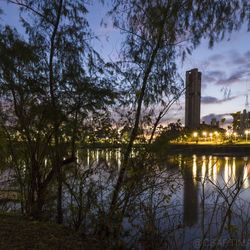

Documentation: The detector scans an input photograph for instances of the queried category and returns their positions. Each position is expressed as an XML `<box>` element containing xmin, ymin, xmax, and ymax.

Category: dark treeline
<box><xmin>0</xmin><ymin>0</ymin><xmax>250</xmax><ymax>248</ymax></box>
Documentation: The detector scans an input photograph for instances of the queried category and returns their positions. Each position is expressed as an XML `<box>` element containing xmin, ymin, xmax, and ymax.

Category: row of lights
<box><xmin>193</xmin><ymin>130</ymin><xmax>250</xmax><ymax>142</ymax></box>
<box><xmin>193</xmin><ymin>131</ymin><xmax>238</xmax><ymax>141</ymax></box>
<box><xmin>193</xmin><ymin>131</ymin><xmax>220</xmax><ymax>139</ymax></box>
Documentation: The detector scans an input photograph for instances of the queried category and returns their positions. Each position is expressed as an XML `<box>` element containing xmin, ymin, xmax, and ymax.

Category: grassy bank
<box><xmin>0</xmin><ymin>213</ymin><xmax>99</xmax><ymax>250</ymax></box>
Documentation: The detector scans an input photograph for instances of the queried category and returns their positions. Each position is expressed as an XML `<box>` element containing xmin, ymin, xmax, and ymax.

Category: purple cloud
<box><xmin>216</xmin><ymin>70</ymin><xmax>247</xmax><ymax>85</ymax></box>
<box><xmin>201</xmin><ymin>95</ymin><xmax>237</xmax><ymax>104</ymax></box>
<box><xmin>201</xmin><ymin>113</ymin><xmax>232</xmax><ymax>125</ymax></box>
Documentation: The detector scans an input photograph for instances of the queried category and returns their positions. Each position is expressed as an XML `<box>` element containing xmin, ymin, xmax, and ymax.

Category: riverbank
<box><xmin>167</xmin><ymin>143</ymin><xmax>250</xmax><ymax>156</ymax></box>
<box><xmin>0</xmin><ymin>213</ymin><xmax>100</xmax><ymax>250</ymax></box>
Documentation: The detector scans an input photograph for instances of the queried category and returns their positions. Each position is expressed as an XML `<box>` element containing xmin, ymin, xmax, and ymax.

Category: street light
<box><xmin>245</xmin><ymin>130</ymin><xmax>249</xmax><ymax>142</ymax></box>
<box><xmin>202</xmin><ymin>131</ymin><xmax>207</xmax><ymax>141</ymax></box>
<box><xmin>209</xmin><ymin>132</ymin><xmax>213</xmax><ymax>141</ymax></box>
<box><xmin>193</xmin><ymin>132</ymin><xmax>198</xmax><ymax>143</ymax></box>
<box><xmin>233</xmin><ymin>132</ymin><xmax>237</xmax><ymax>141</ymax></box>
<box><xmin>214</xmin><ymin>131</ymin><xmax>219</xmax><ymax>143</ymax></box>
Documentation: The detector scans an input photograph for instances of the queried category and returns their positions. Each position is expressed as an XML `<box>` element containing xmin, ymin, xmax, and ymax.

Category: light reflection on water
<box><xmin>178</xmin><ymin>154</ymin><xmax>250</xmax><ymax>229</ymax></box>
<box><xmin>70</xmin><ymin>150</ymin><xmax>250</xmax><ymax>245</ymax></box>
<box><xmin>3</xmin><ymin>148</ymin><xmax>250</xmax><ymax>248</ymax></box>
<box><xmin>77</xmin><ymin>148</ymin><xmax>122</xmax><ymax>170</ymax></box>
<box><xmin>188</xmin><ymin>154</ymin><xmax>250</xmax><ymax>189</ymax></box>
<box><xmin>78</xmin><ymin>150</ymin><xmax>250</xmax><ymax>193</ymax></box>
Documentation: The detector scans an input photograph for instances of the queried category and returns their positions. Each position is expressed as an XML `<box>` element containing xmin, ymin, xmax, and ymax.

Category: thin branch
<box><xmin>8</xmin><ymin>0</ymin><xmax>55</xmax><ymax>26</ymax></box>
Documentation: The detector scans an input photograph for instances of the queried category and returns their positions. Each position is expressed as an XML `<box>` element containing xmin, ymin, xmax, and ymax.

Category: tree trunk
<box><xmin>109</xmin><ymin>21</ymin><xmax>165</xmax><ymax>220</ymax></box>
<box><xmin>57</xmin><ymin>165</ymin><xmax>63</xmax><ymax>224</ymax></box>
<box><xmin>48</xmin><ymin>0</ymin><xmax>63</xmax><ymax>224</ymax></box>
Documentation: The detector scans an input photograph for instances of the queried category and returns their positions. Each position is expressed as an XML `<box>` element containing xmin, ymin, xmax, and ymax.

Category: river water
<box><xmin>2</xmin><ymin>148</ymin><xmax>250</xmax><ymax>248</ymax></box>
<box><xmin>74</xmin><ymin>149</ymin><xmax>250</xmax><ymax>248</ymax></box>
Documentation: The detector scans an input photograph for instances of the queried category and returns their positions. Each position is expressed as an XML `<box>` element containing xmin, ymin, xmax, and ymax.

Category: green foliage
<box><xmin>0</xmin><ymin>0</ymin><xmax>117</xmax><ymax>218</ymax></box>
<box><xmin>110</xmin><ymin>0</ymin><xmax>249</xmax><ymax>108</ymax></box>
<box><xmin>153</xmin><ymin>120</ymin><xmax>184</xmax><ymax>148</ymax></box>
<box><xmin>107</xmin><ymin>0</ymin><xmax>250</xmax><ymax>154</ymax></box>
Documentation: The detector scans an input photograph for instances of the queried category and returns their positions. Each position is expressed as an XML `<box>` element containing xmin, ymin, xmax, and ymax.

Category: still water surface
<box><xmin>3</xmin><ymin>149</ymin><xmax>250</xmax><ymax>248</ymax></box>
<box><xmin>77</xmin><ymin>149</ymin><xmax>250</xmax><ymax>248</ymax></box>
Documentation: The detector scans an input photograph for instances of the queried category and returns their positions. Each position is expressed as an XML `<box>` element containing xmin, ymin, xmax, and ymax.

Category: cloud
<box><xmin>226</xmin><ymin>50</ymin><xmax>247</xmax><ymax>65</ymax></box>
<box><xmin>202</xmin><ymin>70</ymin><xmax>225</xmax><ymax>86</ymax></box>
<box><xmin>201</xmin><ymin>113</ymin><xmax>232</xmax><ymax>125</ymax></box>
<box><xmin>245</xmin><ymin>51</ymin><xmax>250</xmax><ymax>59</ymax></box>
<box><xmin>207</xmin><ymin>70</ymin><xmax>225</xmax><ymax>78</ymax></box>
<box><xmin>244</xmin><ymin>63</ymin><xmax>250</xmax><ymax>70</ymax></box>
<box><xmin>201</xmin><ymin>96</ymin><xmax>218</xmax><ymax>104</ymax></box>
<box><xmin>201</xmin><ymin>50</ymin><xmax>250</xmax><ymax>87</ymax></box>
<box><xmin>215</xmin><ymin>70</ymin><xmax>248</xmax><ymax>85</ymax></box>
<box><xmin>208</xmin><ymin>54</ymin><xmax>225</xmax><ymax>61</ymax></box>
<box><xmin>202</xmin><ymin>74</ymin><xmax>216</xmax><ymax>83</ymax></box>
<box><xmin>201</xmin><ymin>95</ymin><xmax>237</xmax><ymax>104</ymax></box>
<box><xmin>202</xmin><ymin>54</ymin><xmax>225</xmax><ymax>68</ymax></box>
<box><xmin>226</xmin><ymin>50</ymin><xmax>250</xmax><ymax>66</ymax></box>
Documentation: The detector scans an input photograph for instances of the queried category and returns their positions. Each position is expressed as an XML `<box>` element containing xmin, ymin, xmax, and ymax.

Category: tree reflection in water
<box><xmin>2</xmin><ymin>149</ymin><xmax>250</xmax><ymax>248</ymax></box>
<box><xmin>61</xmin><ymin>150</ymin><xmax>250</xmax><ymax>248</ymax></box>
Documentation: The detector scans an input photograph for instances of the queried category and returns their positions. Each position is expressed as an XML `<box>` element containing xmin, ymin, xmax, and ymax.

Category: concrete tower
<box><xmin>185</xmin><ymin>68</ymin><xmax>201</xmax><ymax>129</ymax></box>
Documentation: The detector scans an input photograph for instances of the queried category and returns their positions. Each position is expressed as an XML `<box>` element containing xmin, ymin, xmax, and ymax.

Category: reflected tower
<box><xmin>183</xmin><ymin>161</ymin><xmax>198</xmax><ymax>226</ymax></box>
<box><xmin>185</xmin><ymin>68</ymin><xmax>201</xmax><ymax>129</ymax></box>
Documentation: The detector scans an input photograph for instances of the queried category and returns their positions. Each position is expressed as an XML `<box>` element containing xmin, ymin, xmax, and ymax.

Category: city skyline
<box><xmin>172</xmin><ymin>29</ymin><xmax>250</xmax><ymax>126</ymax></box>
<box><xmin>185</xmin><ymin>68</ymin><xmax>201</xmax><ymax>129</ymax></box>
<box><xmin>1</xmin><ymin>1</ymin><xmax>250</xmax><ymax>126</ymax></box>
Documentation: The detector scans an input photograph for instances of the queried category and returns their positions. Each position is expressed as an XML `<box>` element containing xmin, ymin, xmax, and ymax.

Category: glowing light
<box><xmin>202</xmin><ymin>156</ymin><xmax>206</xmax><ymax>180</ymax></box>
<box><xmin>193</xmin><ymin>155</ymin><xmax>197</xmax><ymax>181</ymax></box>
<box><xmin>87</xmin><ymin>149</ymin><xmax>90</xmax><ymax>166</ymax></box>
<box><xmin>213</xmin><ymin>162</ymin><xmax>217</xmax><ymax>182</ymax></box>
<box><xmin>245</xmin><ymin>130</ymin><xmax>249</xmax><ymax>142</ymax></box>
<box><xmin>243</xmin><ymin>162</ymin><xmax>249</xmax><ymax>189</ymax></box>
<box><xmin>232</xmin><ymin>157</ymin><xmax>236</xmax><ymax>181</ymax></box>
<box><xmin>209</xmin><ymin>132</ymin><xmax>213</xmax><ymax>141</ymax></box>
<box><xmin>224</xmin><ymin>157</ymin><xmax>229</xmax><ymax>184</ymax></box>
<box><xmin>208</xmin><ymin>156</ymin><xmax>212</xmax><ymax>177</ymax></box>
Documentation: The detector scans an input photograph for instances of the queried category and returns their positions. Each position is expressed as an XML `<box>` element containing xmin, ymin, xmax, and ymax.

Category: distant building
<box><xmin>185</xmin><ymin>68</ymin><xmax>201</xmax><ymax>129</ymax></box>
<box><xmin>210</xmin><ymin>118</ymin><xmax>219</xmax><ymax>128</ymax></box>
<box><xmin>231</xmin><ymin>111</ymin><xmax>241</xmax><ymax>131</ymax></box>
<box><xmin>240</xmin><ymin>109</ymin><xmax>250</xmax><ymax>132</ymax></box>
<box><xmin>231</xmin><ymin>109</ymin><xmax>250</xmax><ymax>134</ymax></box>
<box><xmin>240</xmin><ymin>109</ymin><xmax>250</xmax><ymax>134</ymax></box>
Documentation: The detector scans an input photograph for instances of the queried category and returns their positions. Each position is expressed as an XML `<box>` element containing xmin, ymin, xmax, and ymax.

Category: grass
<box><xmin>0</xmin><ymin>213</ymin><xmax>100</xmax><ymax>250</ymax></box>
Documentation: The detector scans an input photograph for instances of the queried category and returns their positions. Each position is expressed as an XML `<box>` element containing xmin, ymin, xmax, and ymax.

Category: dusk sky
<box><xmin>1</xmin><ymin>0</ymin><xmax>250</xmax><ymax>126</ymax></box>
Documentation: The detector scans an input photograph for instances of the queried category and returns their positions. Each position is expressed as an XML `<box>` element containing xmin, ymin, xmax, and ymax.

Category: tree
<box><xmin>0</xmin><ymin>0</ymin><xmax>115</xmax><ymax>221</ymax></box>
<box><xmin>148</xmin><ymin>86</ymin><xmax>185</xmax><ymax>144</ymax></box>
<box><xmin>108</xmin><ymin>0</ymin><xmax>249</xmax><ymax>229</ymax></box>
<box><xmin>153</xmin><ymin>120</ymin><xmax>184</xmax><ymax>148</ymax></box>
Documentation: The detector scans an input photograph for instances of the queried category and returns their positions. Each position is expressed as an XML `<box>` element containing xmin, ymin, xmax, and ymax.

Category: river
<box><xmin>1</xmin><ymin>148</ymin><xmax>250</xmax><ymax>248</ymax></box>
<box><xmin>71</xmin><ymin>149</ymin><xmax>250</xmax><ymax>248</ymax></box>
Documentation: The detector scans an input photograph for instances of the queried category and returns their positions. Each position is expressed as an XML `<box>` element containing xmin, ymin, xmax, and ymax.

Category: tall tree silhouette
<box><xmin>108</xmin><ymin>0</ymin><xmax>249</xmax><ymax>226</ymax></box>
<box><xmin>0</xmin><ymin>0</ymin><xmax>115</xmax><ymax>221</ymax></box>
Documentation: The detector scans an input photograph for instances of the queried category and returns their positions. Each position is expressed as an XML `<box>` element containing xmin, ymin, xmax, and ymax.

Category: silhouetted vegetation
<box><xmin>0</xmin><ymin>0</ymin><xmax>250</xmax><ymax>248</ymax></box>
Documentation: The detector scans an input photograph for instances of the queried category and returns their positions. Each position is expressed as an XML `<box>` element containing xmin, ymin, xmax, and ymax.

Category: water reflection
<box><xmin>181</xmin><ymin>154</ymin><xmax>250</xmax><ymax>227</ymax></box>
<box><xmin>183</xmin><ymin>160</ymin><xmax>198</xmax><ymax>226</ymax></box>
<box><xmin>77</xmin><ymin>148</ymin><xmax>122</xmax><ymax>169</ymax></box>
<box><xmin>185</xmin><ymin>155</ymin><xmax>250</xmax><ymax>187</ymax></box>
<box><xmin>72</xmin><ymin>150</ymin><xmax>250</xmax><ymax>231</ymax></box>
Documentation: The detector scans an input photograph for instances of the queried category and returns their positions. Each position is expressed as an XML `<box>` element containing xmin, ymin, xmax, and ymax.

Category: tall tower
<box><xmin>185</xmin><ymin>68</ymin><xmax>201</xmax><ymax>129</ymax></box>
